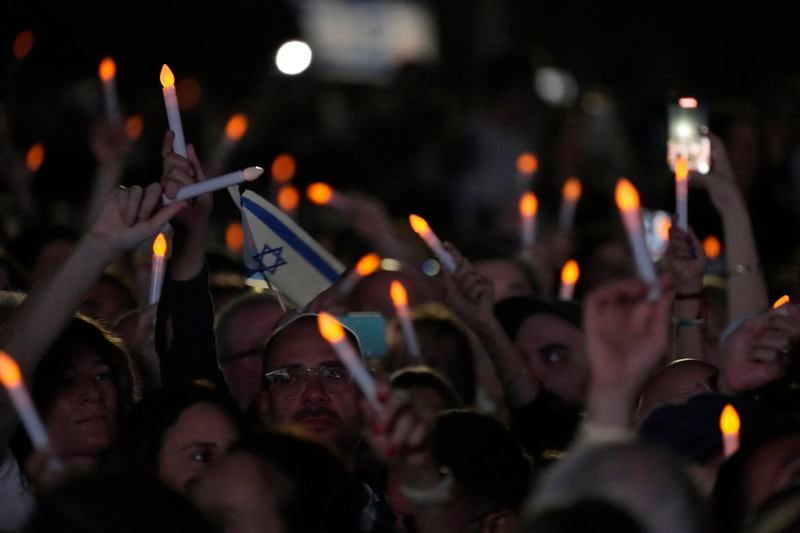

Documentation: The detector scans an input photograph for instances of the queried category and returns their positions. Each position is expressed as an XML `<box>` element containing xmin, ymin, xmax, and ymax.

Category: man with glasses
<box><xmin>255</xmin><ymin>312</ymin><xmax>366</xmax><ymax>458</ymax></box>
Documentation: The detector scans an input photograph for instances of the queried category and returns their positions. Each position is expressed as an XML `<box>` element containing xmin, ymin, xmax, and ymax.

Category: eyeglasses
<box><xmin>262</xmin><ymin>365</ymin><xmax>351</xmax><ymax>399</ymax></box>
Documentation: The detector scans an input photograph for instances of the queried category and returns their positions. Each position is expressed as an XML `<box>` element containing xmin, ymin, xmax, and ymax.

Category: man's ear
<box><xmin>256</xmin><ymin>389</ymin><xmax>271</xmax><ymax>425</ymax></box>
<box><xmin>481</xmin><ymin>509</ymin><xmax>518</xmax><ymax>533</ymax></box>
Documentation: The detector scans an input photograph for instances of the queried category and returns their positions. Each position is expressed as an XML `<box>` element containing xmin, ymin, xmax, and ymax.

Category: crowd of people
<box><xmin>0</xmin><ymin>26</ymin><xmax>799</xmax><ymax>533</ymax></box>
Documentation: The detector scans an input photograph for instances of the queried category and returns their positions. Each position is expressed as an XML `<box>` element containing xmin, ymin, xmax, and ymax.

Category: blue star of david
<box><xmin>253</xmin><ymin>244</ymin><xmax>288</xmax><ymax>275</ymax></box>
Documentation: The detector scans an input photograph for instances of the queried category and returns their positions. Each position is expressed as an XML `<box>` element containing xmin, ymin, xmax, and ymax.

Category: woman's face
<box><xmin>158</xmin><ymin>402</ymin><xmax>239</xmax><ymax>493</ymax></box>
<box><xmin>45</xmin><ymin>349</ymin><xmax>119</xmax><ymax>458</ymax></box>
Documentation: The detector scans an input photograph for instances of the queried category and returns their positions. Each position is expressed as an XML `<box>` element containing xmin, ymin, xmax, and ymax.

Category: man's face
<box><xmin>516</xmin><ymin>314</ymin><xmax>588</xmax><ymax>407</ymax></box>
<box><xmin>220</xmin><ymin>302</ymin><xmax>284</xmax><ymax>409</ymax></box>
<box><xmin>257</xmin><ymin>319</ymin><xmax>363</xmax><ymax>455</ymax></box>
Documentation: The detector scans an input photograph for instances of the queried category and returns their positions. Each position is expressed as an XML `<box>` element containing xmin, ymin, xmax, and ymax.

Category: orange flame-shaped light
<box><xmin>719</xmin><ymin>404</ymin><xmax>741</xmax><ymax>436</ymax></box>
<box><xmin>125</xmin><ymin>115</ymin><xmax>144</xmax><ymax>141</ymax></box>
<box><xmin>13</xmin><ymin>30</ymin><xmax>34</xmax><ymax>60</ymax></box>
<box><xmin>318</xmin><ymin>311</ymin><xmax>345</xmax><ymax>343</ymax></box>
<box><xmin>225</xmin><ymin>222</ymin><xmax>244</xmax><ymax>253</ymax></box>
<box><xmin>225</xmin><ymin>113</ymin><xmax>248</xmax><ymax>141</ymax></box>
<box><xmin>658</xmin><ymin>217</ymin><xmax>672</xmax><ymax>241</ymax></box>
<box><xmin>307</xmin><ymin>182</ymin><xmax>333</xmax><ymax>205</ymax></box>
<box><xmin>561</xmin><ymin>260</ymin><xmax>580</xmax><ymax>285</ymax></box>
<box><xmin>160</xmin><ymin>64</ymin><xmax>175</xmax><ymax>88</ymax></box>
<box><xmin>703</xmin><ymin>235</ymin><xmax>721</xmax><ymax>260</ymax></box>
<box><xmin>152</xmin><ymin>233</ymin><xmax>168</xmax><ymax>257</ymax></box>
<box><xmin>519</xmin><ymin>192</ymin><xmax>538</xmax><ymax>217</ymax></box>
<box><xmin>615</xmin><ymin>178</ymin><xmax>641</xmax><ymax>211</ymax></box>
<box><xmin>355</xmin><ymin>253</ymin><xmax>381</xmax><ymax>277</ymax></box>
<box><xmin>0</xmin><ymin>351</ymin><xmax>22</xmax><ymax>388</ymax></box>
<box><xmin>390</xmin><ymin>281</ymin><xmax>408</xmax><ymax>307</ymax></box>
<box><xmin>773</xmin><ymin>295</ymin><xmax>790</xmax><ymax>309</ymax></box>
<box><xmin>563</xmin><ymin>177</ymin><xmax>582</xmax><ymax>201</ymax></box>
<box><xmin>98</xmin><ymin>57</ymin><xmax>116</xmax><ymax>82</ymax></box>
<box><xmin>675</xmin><ymin>156</ymin><xmax>689</xmax><ymax>182</ymax></box>
<box><xmin>516</xmin><ymin>152</ymin><xmax>538</xmax><ymax>175</ymax></box>
<box><xmin>409</xmin><ymin>214</ymin><xmax>430</xmax><ymax>235</ymax></box>
<box><xmin>26</xmin><ymin>143</ymin><xmax>44</xmax><ymax>172</ymax></box>
<box><xmin>271</xmin><ymin>154</ymin><xmax>296</xmax><ymax>183</ymax></box>
<box><xmin>278</xmin><ymin>185</ymin><xmax>300</xmax><ymax>211</ymax></box>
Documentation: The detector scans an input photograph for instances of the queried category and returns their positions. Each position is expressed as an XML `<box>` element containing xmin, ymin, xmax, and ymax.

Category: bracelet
<box><xmin>732</xmin><ymin>263</ymin><xmax>761</xmax><ymax>275</ymax></box>
<box><xmin>672</xmin><ymin>317</ymin><xmax>706</xmax><ymax>327</ymax></box>
<box><xmin>399</xmin><ymin>466</ymin><xmax>454</xmax><ymax>507</ymax></box>
<box><xmin>501</xmin><ymin>365</ymin><xmax>529</xmax><ymax>387</ymax></box>
<box><xmin>675</xmin><ymin>290</ymin><xmax>704</xmax><ymax>300</ymax></box>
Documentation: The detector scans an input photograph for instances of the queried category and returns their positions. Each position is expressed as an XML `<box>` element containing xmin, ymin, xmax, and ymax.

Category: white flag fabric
<box><xmin>236</xmin><ymin>189</ymin><xmax>345</xmax><ymax>307</ymax></box>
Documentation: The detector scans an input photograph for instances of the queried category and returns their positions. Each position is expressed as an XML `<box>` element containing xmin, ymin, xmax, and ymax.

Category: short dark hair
<box><xmin>215</xmin><ymin>291</ymin><xmax>282</xmax><ymax>360</ymax></box>
<box><xmin>229</xmin><ymin>429</ymin><xmax>362</xmax><ymax>533</ymax></box>
<box><xmin>432</xmin><ymin>410</ymin><xmax>532</xmax><ymax>513</ymax></box>
<box><xmin>390</xmin><ymin>365</ymin><xmax>463</xmax><ymax>410</ymax></box>
<box><xmin>107</xmin><ymin>382</ymin><xmax>240</xmax><ymax>480</ymax></box>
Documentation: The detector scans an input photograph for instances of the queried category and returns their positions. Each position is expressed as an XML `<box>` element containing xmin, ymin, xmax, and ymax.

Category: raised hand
<box><xmin>689</xmin><ymin>133</ymin><xmax>743</xmax><ymax>211</ymax></box>
<box><xmin>160</xmin><ymin>131</ymin><xmax>213</xmax><ymax>231</ymax></box>
<box><xmin>664</xmin><ymin>224</ymin><xmax>706</xmax><ymax>294</ymax></box>
<box><xmin>441</xmin><ymin>242</ymin><xmax>496</xmax><ymax>332</ymax></box>
<box><xmin>719</xmin><ymin>304</ymin><xmax>800</xmax><ymax>393</ymax></box>
<box><xmin>583</xmin><ymin>276</ymin><xmax>673</xmax><ymax>426</ymax></box>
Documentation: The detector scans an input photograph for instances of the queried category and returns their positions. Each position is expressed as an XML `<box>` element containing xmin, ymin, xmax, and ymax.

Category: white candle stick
<box><xmin>0</xmin><ymin>352</ymin><xmax>53</xmax><ymax>453</ymax></box>
<box><xmin>148</xmin><ymin>233</ymin><xmax>168</xmax><ymax>305</ymax></box>
<box><xmin>390</xmin><ymin>281</ymin><xmax>422</xmax><ymax>359</ymax></box>
<box><xmin>719</xmin><ymin>404</ymin><xmax>740</xmax><ymax>458</ymax></box>
<box><xmin>98</xmin><ymin>57</ymin><xmax>121</xmax><ymax>124</ymax></box>
<box><xmin>558</xmin><ymin>177</ymin><xmax>582</xmax><ymax>232</ymax></box>
<box><xmin>675</xmin><ymin>156</ymin><xmax>689</xmax><ymax>230</ymax></box>
<box><xmin>409</xmin><ymin>214</ymin><xmax>457</xmax><ymax>272</ymax></box>
<box><xmin>306</xmin><ymin>182</ymin><xmax>351</xmax><ymax>210</ymax></box>
<box><xmin>559</xmin><ymin>260</ymin><xmax>579</xmax><ymax>301</ymax></box>
<box><xmin>160</xmin><ymin>64</ymin><xmax>187</xmax><ymax>157</ymax></box>
<box><xmin>317</xmin><ymin>312</ymin><xmax>381</xmax><ymax>411</ymax></box>
<box><xmin>615</xmin><ymin>179</ymin><xmax>660</xmax><ymax>300</ymax></box>
<box><xmin>519</xmin><ymin>192</ymin><xmax>538</xmax><ymax>250</ymax></box>
<box><xmin>338</xmin><ymin>253</ymin><xmax>381</xmax><ymax>296</ymax></box>
<box><xmin>163</xmin><ymin>166</ymin><xmax>264</xmax><ymax>205</ymax></box>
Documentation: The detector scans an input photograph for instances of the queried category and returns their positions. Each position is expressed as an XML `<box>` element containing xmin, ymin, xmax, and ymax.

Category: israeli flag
<box><xmin>231</xmin><ymin>187</ymin><xmax>345</xmax><ymax>307</ymax></box>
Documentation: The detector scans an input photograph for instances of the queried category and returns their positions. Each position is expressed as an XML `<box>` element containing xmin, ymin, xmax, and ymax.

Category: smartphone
<box><xmin>336</xmin><ymin>313</ymin><xmax>387</xmax><ymax>358</ymax></box>
<box><xmin>667</xmin><ymin>97</ymin><xmax>710</xmax><ymax>174</ymax></box>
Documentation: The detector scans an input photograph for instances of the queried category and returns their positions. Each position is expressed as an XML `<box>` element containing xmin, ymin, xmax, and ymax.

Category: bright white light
<box><xmin>534</xmin><ymin>67</ymin><xmax>579</xmax><ymax>107</ymax></box>
<box><xmin>674</xmin><ymin>121</ymin><xmax>692</xmax><ymax>140</ymax></box>
<box><xmin>381</xmin><ymin>258</ymin><xmax>402</xmax><ymax>271</ymax></box>
<box><xmin>275</xmin><ymin>40</ymin><xmax>313</xmax><ymax>75</ymax></box>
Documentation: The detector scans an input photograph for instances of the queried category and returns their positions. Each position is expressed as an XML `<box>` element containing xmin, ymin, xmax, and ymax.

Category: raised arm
<box><xmin>663</xmin><ymin>224</ymin><xmax>707</xmax><ymax>361</ymax></box>
<box><xmin>440</xmin><ymin>242</ymin><xmax>539</xmax><ymax>407</ymax></box>
<box><xmin>154</xmin><ymin>131</ymin><xmax>226</xmax><ymax>389</ymax></box>
<box><xmin>691</xmin><ymin>134</ymin><xmax>769</xmax><ymax>323</ymax></box>
<box><xmin>582</xmin><ymin>276</ymin><xmax>672</xmax><ymax>432</ymax></box>
<box><xmin>0</xmin><ymin>184</ymin><xmax>185</xmax><ymax>449</ymax></box>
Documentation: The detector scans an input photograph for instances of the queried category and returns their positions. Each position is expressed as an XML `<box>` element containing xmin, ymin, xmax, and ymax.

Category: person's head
<box><xmin>25</xmin><ymin>473</ymin><xmax>216</xmax><ymax>533</ymax></box>
<box><xmin>79</xmin><ymin>272</ymin><xmax>138</xmax><ymax>324</ymax></box>
<box><xmin>390</xmin><ymin>365</ymin><xmax>463</xmax><ymax>419</ymax></box>
<box><xmin>191</xmin><ymin>429</ymin><xmax>362</xmax><ymax>533</ymax></box>
<box><xmin>16</xmin><ymin>315</ymin><xmax>138</xmax><ymax>462</ymax></box>
<box><xmin>215</xmin><ymin>291</ymin><xmax>285</xmax><ymax>409</ymax></box>
<box><xmin>637</xmin><ymin>358</ymin><xmax>719</xmax><ymax>422</ymax></box>
<box><xmin>349</xmin><ymin>269</ymin><xmax>431</xmax><ymax>317</ymax></box>
<box><xmin>110</xmin><ymin>383</ymin><xmax>241</xmax><ymax>493</ymax></box>
<box><xmin>494</xmin><ymin>297</ymin><xmax>587</xmax><ymax>407</ymax></box>
<box><xmin>527</xmin><ymin>441</ymin><xmax>707</xmax><ymax>533</ymax></box>
<box><xmin>519</xmin><ymin>499</ymin><xmax>645</xmax><ymax>533</ymax></box>
<box><xmin>474</xmin><ymin>257</ymin><xmax>539</xmax><ymax>301</ymax></box>
<box><xmin>256</xmin><ymin>314</ymin><xmax>365</xmax><ymax>456</ymax></box>
<box><xmin>10</xmin><ymin>225</ymin><xmax>80</xmax><ymax>287</ymax></box>
<box><xmin>385</xmin><ymin>303</ymin><xmax>477</xmax><ymax>405</ymax></box>
<box><xmin>423</xmin><ymin>410</ymin><xmax>533</xmax><ymax>532</ymax></box>
<box><xmin>713</xmin><ymin>416</ymin><xmax>800</xmax><ymax>533</ymax></box>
